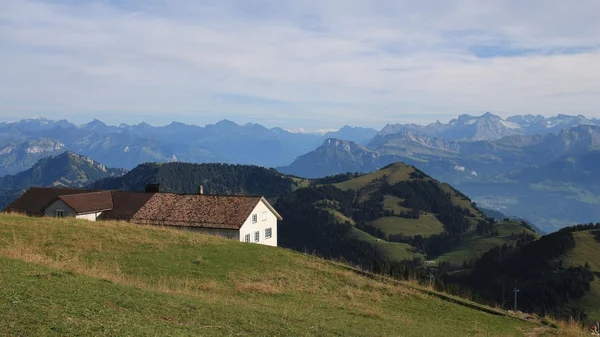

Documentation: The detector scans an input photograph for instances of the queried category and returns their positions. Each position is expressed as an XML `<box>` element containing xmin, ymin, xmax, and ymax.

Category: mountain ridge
<box><xmin>0</xmin><ymin>151</ymin><xmax>126</xmax><ymax>210</ymax></box>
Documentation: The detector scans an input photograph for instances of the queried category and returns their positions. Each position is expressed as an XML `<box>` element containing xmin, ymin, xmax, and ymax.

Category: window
<box><xmin>55</xmin><ymin>209</ymin><xmax>64</xmax><ymax>218</ymax></box>
<box><xmin>262</xmin><ymin>211</ymin><xmax>267</xmax><ymax>221</ymax></box>
<box><xmin>245</xmin><ymin>234</ymin><xmax>250</xmax><ymax>243</ymax></box>
<box><xmin>254</xmin><ymin>231</ymin><xmax>260</xmax><ymax>242</ymax></box>
<box><xmin>252</xmin><ymin>214</ymin><xmax>257</xmax><ymax>223</ymax></box>
<box><xmin>265</xmin><ymin>228</ymin><xmax>272</xmax><ymax>239</ymax></box>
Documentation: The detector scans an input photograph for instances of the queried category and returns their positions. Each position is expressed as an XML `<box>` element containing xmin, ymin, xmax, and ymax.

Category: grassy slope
<box><xmin>0</xmin><ymin>214</ymin><xmax>553</xmax><ymax>336</ymax></box>
<box><xmin>371</xmin><ymin>215</ymin><xmax>444</xmax><ymax>238</ymax></box>
<box><xmin>435</xmin><ymin>222</ymin><xmax>538</xmax><ymax>264</ymax></box>
<box><xmin>383</xmin><ymin>195</ymin><xmax>412</xmax><ymax>213</ymax></box>
<box><xmin>350</xmin><ymin>227</ymin><xmax>423</xmax><ymax>261</ymax></box>
<box><xmin>564</xmin><ymin>229</ymin><xmax>600</xmax><ymax>321</ymax></box>
<box><xmin>325</xmin><ymin>206</ymin><xmax>423</xmax><ymax>261</ymax></box>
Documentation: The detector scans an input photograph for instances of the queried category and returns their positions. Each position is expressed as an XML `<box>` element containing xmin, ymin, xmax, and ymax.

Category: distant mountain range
<box><xmin>0</xmin><ymin>118</ymin><xmax>377</xmax><ymax>175</ymax></box>
<box><xmin>380</xmin><ymin>112</ymin><xmax>600</xmax><ymax>141</ymax></box>
<box><xmin>3</xmin><ymin>112</ymin><xmax>600</xmax><ymax>231</ymax></box>
<box><xmin>280</xmin><ymin>118</ymin><xmax>600</xmax><ymax>231</ymax></box>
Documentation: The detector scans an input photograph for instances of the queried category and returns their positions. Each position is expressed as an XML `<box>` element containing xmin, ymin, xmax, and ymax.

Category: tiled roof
<box><xmin>4</xmin><ymin>187</ymin><xmax>281</xmax><ymax>231</ymax></box>
<box><xmin>3</xmin><ymin>187</ymin><xmax>93</xmax><ymax>216</ymax></box>
<box><xmin>58</xmin><ymin>191</ymin><xmax>114</xmax><ymax>214</ymax></box>
<box><xmin>132</xmin><ymin>193</ymin><xmax>262</xmax><ymax>229</ymax></box>
<box><xmin>98</xmin><ymin>191</ymin><xmax>155</xmax><ymax>221</ymax></box>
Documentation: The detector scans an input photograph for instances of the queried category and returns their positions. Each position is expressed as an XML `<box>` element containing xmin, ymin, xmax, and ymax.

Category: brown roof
<box><xmin>4</xmin><ymin>187</ymin><xmax>282</xmax><ymax>230</ymax></box>
<box><xmin>98</xmin><ymin>191</ymin><xmax>155</xmax><ymax>221</ymax></box>
<box><xmin>131</xmin><ymin>193</ymin><xmax>263</xmax><ymax>229</ymax></box>
<box><xmin>3</xmin><ymin>187</ymin><xmax>93</xmax><ymax>216</ymax></box>
<box><xmin>58</xmin><ymin>191</ymin><xmax>114</xmax><ymax>214</ymax></box>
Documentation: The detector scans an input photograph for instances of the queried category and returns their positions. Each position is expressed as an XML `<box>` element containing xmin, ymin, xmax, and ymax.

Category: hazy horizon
<box><xmin>2</xmin><ymin>111</ymin><xmax>597</xmax><ymax>135</ymax></box>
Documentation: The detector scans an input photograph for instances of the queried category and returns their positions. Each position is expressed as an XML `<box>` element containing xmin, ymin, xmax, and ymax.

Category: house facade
<box><xmin>238</xmin><ymin>198</ymin><xmax>278</xmax><ymax>247</ymax></box>
<box><xmin>4</xmin><ymin>186</ymin><xmax>281</xmax><ymax>247</ymax></box>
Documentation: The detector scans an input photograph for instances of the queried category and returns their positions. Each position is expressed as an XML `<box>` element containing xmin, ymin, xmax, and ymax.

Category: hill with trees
<box><xmin>275</xmin><ymin>163</ymin><xmax>535</xmax><ymax>266</ymax></box>
<box><xmin>91</xmin><ymin>162</ymin><xmax>303</xmax><ymax>198</ymax></box>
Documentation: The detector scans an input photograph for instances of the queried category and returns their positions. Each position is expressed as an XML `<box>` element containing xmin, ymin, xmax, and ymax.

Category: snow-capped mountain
<box><xmin>377</xmin><ymin>112</ymin><xmax>522</xmax><ymax>141</ymax></box>
<box><xmin>377</xmin><ymin>112</ymin><xmax>600</xmax><ymax>142</ymax></box>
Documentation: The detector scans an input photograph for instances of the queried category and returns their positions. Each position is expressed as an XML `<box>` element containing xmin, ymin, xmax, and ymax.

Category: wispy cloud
<box><xmin>1</xmin><ymin>0</ymin><xmax>599</xmax><ymax>129</ymax></box>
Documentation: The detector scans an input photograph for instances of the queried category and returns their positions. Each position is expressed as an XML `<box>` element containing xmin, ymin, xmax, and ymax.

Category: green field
<box><xmin>383</xmin><ymin>195</ymin><xmax>412</xmax><ymax>214</ymax></box>
<box><xmin>0</xmin><ymin>214</ymin><xmax>564</xmax><ymax>336</ymax></box>
<box><xmin>564</xmin><ymin>229</ymin><xmax>600</xmax><ymax>321</ymax></box>
<box><xmin>350</xmin><ymin>227</ymin><xmax>424</xmax><ymax>261</ymax></box>
<box><xmin>322</xmin><ymin>207</ymin><xmax>356</xmax><ymax>225</ymax></box>
<box><xmin>435</xmin><ymin>222</ymin><xmax>537</xmax><ymax>264</ymax></box>
<box><xmin>371</xmin><ymin>215</ymin><xmax>444</xmax><ymax>237</ymax></box>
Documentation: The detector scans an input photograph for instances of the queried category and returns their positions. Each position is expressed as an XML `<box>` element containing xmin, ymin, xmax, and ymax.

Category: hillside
<box><xmin>444</xmin><ymin>227</ymin><xmax>599</xmax><ymax>321</ymax></box>
<box><xmin>0</xmin><ymin>214</ymin><xmax>567</xmax><ymax>336</ymax></box>
<box><xmin>276</xmin><ymin>162</ymin><xmax>534</xmax><ymax>266</ymax></box>
<box><xmin>0</xmin><ymin>152</ymin><xmax>126</xmax><ymax>209</ymax></box>
<box><xmin>564</xmin><ymin>229</ymin><xmax>600</xmax><ymax>320</ymax></box>
<box><xmin>91</xmin><ymin>162</ymin><xmax>303</xmax><ymax>198</ymax></box>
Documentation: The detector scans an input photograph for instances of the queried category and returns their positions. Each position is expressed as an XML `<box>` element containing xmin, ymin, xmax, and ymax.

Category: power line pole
<box><xmin>513</xmin><ymin>287</ymin><xmax>519</xmax><ymax>311</ymax></box>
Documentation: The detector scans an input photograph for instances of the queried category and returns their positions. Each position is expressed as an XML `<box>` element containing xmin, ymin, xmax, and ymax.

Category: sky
<box><xmin>1</xmin><ymin>0</ymin><xmax>599</xmax><ymax>131</ymax></box>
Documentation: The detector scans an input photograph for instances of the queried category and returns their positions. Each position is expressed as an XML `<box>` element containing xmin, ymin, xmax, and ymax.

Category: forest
<box><xmin>441</xmin><ymin>231</ymin><xmax>595</xmax><ymax>319</ymax></box>
<box><xmin>92</xmin><ymin>162</ymin><xmax>297</xmax><ymax>197</ymax></box>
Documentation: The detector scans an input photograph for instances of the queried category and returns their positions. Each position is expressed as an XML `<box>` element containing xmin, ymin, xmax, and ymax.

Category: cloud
<box><xmin>0</xmin><ymin>0</ymin><xmax>599</xmax><ymax>129</ymax></box>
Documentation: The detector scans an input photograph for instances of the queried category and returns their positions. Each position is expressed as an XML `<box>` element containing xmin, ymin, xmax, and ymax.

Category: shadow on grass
<box><xmin>592</xmin><ymin>229</ymin><xmax>600</xmax><ymax>243</ymax></box>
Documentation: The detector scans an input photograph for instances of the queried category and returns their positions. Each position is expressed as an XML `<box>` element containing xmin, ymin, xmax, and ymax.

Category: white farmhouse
<box><xmin>5</xmin><ymin>186</ymin><xmax>282</xmax><ymax>247</ymax></box>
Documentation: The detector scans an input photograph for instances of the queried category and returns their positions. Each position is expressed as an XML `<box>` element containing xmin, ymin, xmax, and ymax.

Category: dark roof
<box><xmin>132</xmin><ymin>193</ymin><xmax>264</xmax><ymax>229</ymax></box>
<box><xmin>4</xmin><ymin>187</ymin><xmax>282</xmax><ymax>230</ymax></box>
<box><xmin>58</xmin><ymin>191</ymin><xmax>114</xmax><ymax>214</ymax></box>
<box><xmin>98</xmin><ymin>191</ymin><xmax>155</xmax><ymax>221</ymax></box>
<box><xmin>3</xmin><ymin>187</ymin><xmax>93</xmax><ymax>216</ymax></box>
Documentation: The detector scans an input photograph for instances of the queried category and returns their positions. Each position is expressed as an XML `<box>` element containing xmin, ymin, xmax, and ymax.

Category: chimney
<box><xmin>199</xmin><ymin>185</ymin><xmax>204</xmax><ymax>195</ymax></box>
<box><xmin>145</xmin><ymin>183</ymin><xmax>160</xmax><ymax>193</ymax></box>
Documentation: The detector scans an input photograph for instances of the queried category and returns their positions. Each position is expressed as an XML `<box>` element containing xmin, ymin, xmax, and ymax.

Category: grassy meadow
<box><xmin>0</xmin><ymin>213</ymin><xmax>574</xmax><ymax>336</ymax></box>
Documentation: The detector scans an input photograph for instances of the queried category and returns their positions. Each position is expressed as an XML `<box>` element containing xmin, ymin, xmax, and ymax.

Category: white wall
<box><xmin>44</xmin><ymin>200</ymin><xmax>76</xmax><ymax>218</ymax></box>
<box><xmin>75</xmin><ymin>212</ymin><xmax>102</xmax><ymax>221</ymax></box>
<box><xmin>238</xmin><ymin>200</ymin><xmax>278</xmax><ymax>247</ymax></box>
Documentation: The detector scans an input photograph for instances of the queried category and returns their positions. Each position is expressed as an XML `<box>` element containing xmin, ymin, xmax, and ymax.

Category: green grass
<box><xmin>383</xmin><ymin>195</ymin><xmax>412</xmax><ymax>214</ymax></box>
<box><xmin>291</xmin><ymin>177</ymin><xmax>311</xmax><ymax>190</ymax></box>
<box><xmin>326</xmin><ymin>208</ymin><xmax>356</xmax><ymax>225</ymax></box>
<box><xmin>373</xmin><ymin>240</ymin><xmax>424</xmax><ymax>262</ymax></box>
<box><xmin>335</xmin><ymin>163</ymin><xmax>414</xmax><ymax>190</ymax></box>
<box><xmin>564</xmin><ymin>230</ymin><xmax>600</xmax><ymax>321</ymax></box>
<box><xmin>0</xmin><ymin>214</ymin><xmax>553</xmax><ymax>336</ymax></box>
<box><xmin>435</xmin><ymin>222</ymin><xmax>537</xmax><ymax>265</ymax></box>
<box><xmin>371</xmin><ymin>215</ymin><xmax>444</xmax><ymax>238</ymax></box>
<box><xmin>350</xmin><ymin>227</ymin><xmax>423</xmax><ymax>261</ymax></box>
